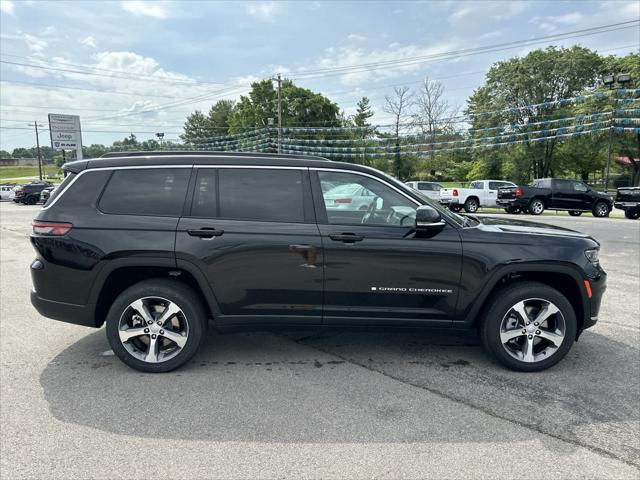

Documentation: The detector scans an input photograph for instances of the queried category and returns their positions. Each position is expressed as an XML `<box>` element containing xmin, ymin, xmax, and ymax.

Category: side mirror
<box><xmin>416</xmin><ymin>205</ymin><xmax>445</xmax><ymax>230</ymax></box>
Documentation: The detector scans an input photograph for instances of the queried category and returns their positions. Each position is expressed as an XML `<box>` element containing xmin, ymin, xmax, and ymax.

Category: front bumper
<box><xmin>614</xmin><ymin>201</ymin><xmax>640</xmax><ymax>210</ymax></box>
<box><xmin>579</xmin><ymin>269</ymin><xmax>606</xmax><ymax>337</ymax></box>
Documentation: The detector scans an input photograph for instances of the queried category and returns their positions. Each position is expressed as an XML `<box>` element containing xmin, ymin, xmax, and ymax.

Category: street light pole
<box><xmin>270</xmin><ymin>74</ymin><xmax>282</xmax><ymax>153</ymax></box>
<box><xmin>28</xmin><ymin>121</ymin><xmax>44</xmax><ymax>180</ymax></box>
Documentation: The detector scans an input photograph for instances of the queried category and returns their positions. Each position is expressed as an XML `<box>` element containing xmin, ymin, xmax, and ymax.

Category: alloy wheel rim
<box><xmin>597</xmin><ymin>204</ymin><xmax>607</xmax><ymax>216</ymax></box>
<box><xmin>499</xmin><ymin>298</ymin><xmax>565</xmax><ymax>363</ymax></box>
<box><xmin>532</xmin><ymin>201</ymin><xmax>543</xmax><ymax>214</ymax></box>
<box><xmin>468</xmin><ymin>200</ymin><xmax>478</xmax><ymax>212</ymax></box>
<box><xmin>118</xmin><ymin>296</ymin><xmax>189</xmax><ymax>363</ymax></box>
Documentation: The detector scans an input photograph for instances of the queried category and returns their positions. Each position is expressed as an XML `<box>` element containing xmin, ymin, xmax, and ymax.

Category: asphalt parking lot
<box><xmin>1</xmin><ymin>201</ymin><xmax>638</xmax><ymax>479</ymax></box>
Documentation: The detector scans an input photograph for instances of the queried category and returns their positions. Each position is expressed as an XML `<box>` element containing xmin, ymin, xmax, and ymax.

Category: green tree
<box><xmin>84</xmin><ymin>144</ymin><xmax>109</xmax><ymax>158</ymax></box>
<box><xmin>353</xmin><ymin>96</ymin><xmax>374</xmax><ymax>128</ymax></box>
<box><xmin>467</xmin><ymin>46</ymin><xmax>604</xmax><ymax>180</ymax></box>
<box><xmin>181</xmin><ymin>99</ymin><xmax>236</xmax><ymax>144</ymax></box>
<box><xmin>11</xmin><ymin>147</ymin><xmax>32</xmax><ymax>158</ymax></box>
<box><xmin>228</xmin><ymin>79</ymin><xmax>341</xmax><ymax>134</ymax></box>
<box><xmin>0</xmin><ymin>150</ymin><xmax>11</xmax><ymax>158</ymax></box>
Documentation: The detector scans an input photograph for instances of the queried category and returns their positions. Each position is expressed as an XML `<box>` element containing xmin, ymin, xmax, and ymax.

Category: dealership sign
<box><xmin>48</xmin><ymin>113</ymin><xmax>83</xmax><ymax>159</ymax></box>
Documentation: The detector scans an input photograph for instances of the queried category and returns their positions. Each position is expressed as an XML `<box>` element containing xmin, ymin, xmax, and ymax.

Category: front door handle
<box><xmin>187</xmin><ymin>228</ymin><xmax>224</xmax><ymax>238</ymax></box>
<box><xmin>329</xmin><ymin>233</ymin><xmax>364</xmax><ymax>243</ymax></box>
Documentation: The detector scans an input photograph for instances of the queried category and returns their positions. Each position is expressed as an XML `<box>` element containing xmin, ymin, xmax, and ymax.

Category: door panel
<box><xmin>176</xmin><ymin>167</ymin><xmax>323</xmax><ymax>325</ymax></box>
<box><xmin>176</xmin><ymin>218</ymin><xmax>323</xmax><ymax>322</ymax></box>
<box><xmin>318</xmin><ymin>223</ymin><xmax>462</xmax><ymax>325</ymax></box>
<box><xmin>313</xmin><ymin>169</ymin><xmax>462</xmax><ymax>326</ymax></box>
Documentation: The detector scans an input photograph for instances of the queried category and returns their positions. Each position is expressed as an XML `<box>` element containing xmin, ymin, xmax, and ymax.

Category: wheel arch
<box><xmin>463</xmin><ymin>263</ymin><xmax>588</xmax><ymax>338</ymax></box>
<box><xmin>89</xmin><ymin>258</ymin><xmax>220</xmax><ymax>328</ymax></box>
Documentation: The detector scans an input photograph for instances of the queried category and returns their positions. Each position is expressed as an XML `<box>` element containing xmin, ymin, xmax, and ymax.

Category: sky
<box><xmin>0</xmin><ymin>0</ymin><xmax>638</xmax><ymax>151</ymax></box>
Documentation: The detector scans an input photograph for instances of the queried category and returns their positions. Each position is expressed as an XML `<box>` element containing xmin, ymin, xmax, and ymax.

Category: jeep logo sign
<box><xmin>48</xmin><ymin>113</ymin><xmax>83</xmax><ymax>160</ymax></box>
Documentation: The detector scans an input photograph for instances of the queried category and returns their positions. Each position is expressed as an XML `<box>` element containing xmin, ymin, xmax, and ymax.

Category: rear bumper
<box><xmin>30</xmin><ymin>289</ymin><xmax>98</xmax><ymax>327</ymax></box>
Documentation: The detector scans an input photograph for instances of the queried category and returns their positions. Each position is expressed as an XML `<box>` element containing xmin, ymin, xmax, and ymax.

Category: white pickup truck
<box><xmin>440</xmin><ymin>179</ymin><xmax>517</xmax><ymax>213</ymax></box>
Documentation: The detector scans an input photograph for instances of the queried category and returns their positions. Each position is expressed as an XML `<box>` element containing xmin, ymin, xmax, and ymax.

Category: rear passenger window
<box><xmin>99</xmin><ymin>168</ymin><xmax>190</xmax><ymax>216</ymax></box>
<box><xmin>218</xmin><ymin>168</ymin><xmax>306</xmax><ymax>223</ymax></box>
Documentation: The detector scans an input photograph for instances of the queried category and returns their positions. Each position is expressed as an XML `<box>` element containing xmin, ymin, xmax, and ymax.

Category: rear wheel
<box><xmin>527</xmin><ymin>198</ymin><xmax>545</xmax><ymax>215</ymax></box>
<box><xmin>449</xmin><ymin>205</ymin><xmax>462</xmax><ymax>212</ymax></box>
<box><xmin>464</xmin><ymin>197</ymin><xmax>479</xmax><ymax>213</ymax></box>
<box><xmin>592</xmin><ymin>201</ymin><xmax>610</xmax><ymax>218</ymax></box>
<box><xmin>480</xmin><ymin>281</ymin><xmax>577</xmax><ymax>371</ymax></box>
<box><xmin>505</xmin><ymin>206</ymin><xmax>521</xmax><ymax>214</ymax></box>
<box><xmin>26</xmin><ymin>195</ymin><xmax>37</xmax><ymax>205</ymax></box>
<box><xmin>106</xmin><ymin>279</ymin><xmax>206</xmax><ymax>373</ymax></box>
<box><xmin>624</xmin><ymin>209</ymin><xmax>640</xmax><ymax>219</ymax></box>
<box><xmin>568</xmin><ymin>211</ymin><xmax>582</xmax><ymax>216</ymax></box>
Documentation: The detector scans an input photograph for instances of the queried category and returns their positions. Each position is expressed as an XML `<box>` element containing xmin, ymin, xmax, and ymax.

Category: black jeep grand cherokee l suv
<box><xmin>30</xmin><ymin>152</ymin><xmax>606</xmax><ymax>373</ymax></box>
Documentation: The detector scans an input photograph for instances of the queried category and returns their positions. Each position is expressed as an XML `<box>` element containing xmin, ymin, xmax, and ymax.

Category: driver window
<box><xmin>573</xmin><ymin>181</ymin><xmax>588</xmax><ymax>192</ymax></box>
<box><xmin>318</xmin><ymin>171</ymin><xmax>417</xmax><ymax>227</ymax></box>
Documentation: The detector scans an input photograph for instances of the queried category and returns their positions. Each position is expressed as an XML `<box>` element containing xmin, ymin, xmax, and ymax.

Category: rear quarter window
<box><xmin>99</xmin><ymin>168</ymin><xmax>191</xmax><ymax>216</ymax></box>
<box><xmin>44</xmin><ymin>173</ymin><xmax>76</xmax><ymax>207</ymax></box>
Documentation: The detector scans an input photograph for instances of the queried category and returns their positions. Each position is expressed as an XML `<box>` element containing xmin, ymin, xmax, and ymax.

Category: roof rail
<box><xmin>99</xmin><ymin>150</ymin><xmax>329</xmax><ymax>161</ymax></box>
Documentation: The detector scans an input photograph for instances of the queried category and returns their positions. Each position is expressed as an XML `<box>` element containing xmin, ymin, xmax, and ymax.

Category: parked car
<box><xmin>323</xmin><ymin>182</ymin><xmax>376</xmax><ymax>211</ymax></box>
<box><xmin>440</xmin><ymin>180</ymin><xmax>517</xmax><ymax>213</ymax></box>
<box><xmin>614</xmin><ymin>186</ymin><xmax>640</xmax><ymax>219</ymax></box>
<box><xmin>31</xmin><ymin>151</ymin><xmax>605</xmax><ymax>373</ymax></box>
<box><xmin>0</xmin><ymin>185</ymin><xmax>16</xmax><ymax>201</ymax></box>
<box><xmin>497</xmin><ymin>179</ymin><xmax>613</xmax><ymax>217</ymax></box>
<box><xmin>405</xmin><ymin>181</ymin><xmax>443</xmax><ymax>201</ymax></box>
<box><xmin>13</xmin><ymin>181</ymin><xmax>53</xmax><ymax>205</ymax></box>
<box><xmin>39</xmin><ymin>186</ymin><xmax>57</xmax><ymax>204</ymax></box>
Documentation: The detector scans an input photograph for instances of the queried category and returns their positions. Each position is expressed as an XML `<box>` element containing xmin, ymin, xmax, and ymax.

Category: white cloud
<box><xmin>530</xmin><ymin>12</ymin><xmax>585</xmax><ymax>32</ymax></box>
<box><xmin>448</xmin><ymin>1</ymin><xmax>531</xmax><ymax>24</ymax></box>
<box><xmin>312</xmin><ymin>40</ymin><xmax>462</xmax><ymax>86</ymax></box>
<box><xmin>121</xmin><ymin>0</ymin><xmax>169</xmax><ymax>19</ymax></box>
<box><xmin>245</xmin><ymin>1</ymin><xmax>279</xmax><ymax>22</ymax></box>
<box><xmin>0</xmin><ymin>0</ymin><xmax>14</xmax><ymax>14</ymax></box>
<box><xmin>347</xmin><ymin>34</ymin><xmax>367</xmax><ymax>42</ymax></box>
<box><xmin>24</xmin><ymin>34</ymin><xmax>47</xmax><ymax>56</ymax></box>
<box><xmin>478</xmin><ymin>31</ymin><xmax>502</xmax><ymax>41</ymax></box>
<box><xmin>81</xmin><ymin>36</ymin><xmax>97</xmax><ymax>48</ymax></box>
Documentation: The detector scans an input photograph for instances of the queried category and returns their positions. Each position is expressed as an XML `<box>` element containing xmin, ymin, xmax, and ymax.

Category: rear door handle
<box><xmin>329</xmin><ymin>233</ymin><xmax>364</xmax><ymax>243</ymax></box>
<box><xmin>187</xmin><ymin>228</ymin><xmax>224</xmax><ymax>238</ymax></box>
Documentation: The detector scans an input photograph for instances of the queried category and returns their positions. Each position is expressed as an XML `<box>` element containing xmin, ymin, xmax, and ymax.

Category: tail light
<box><xmin>32</xmin><ymin>220</ymin><xmax>72</xmax><ymax>236</ymax></box>
<box><xmin>452</xmin><ymin>189</ymin><xmax>459</xmax><ymax>197</ymax></box>
<box><xmin>515</xmin><ymin>187</ymin><xmax>522</xmax><ymax>198</ymax></box>
<box><xmin>333</xmin><ymin>198</ymin><xmax>353</xmax><ymax>204</ymax></box>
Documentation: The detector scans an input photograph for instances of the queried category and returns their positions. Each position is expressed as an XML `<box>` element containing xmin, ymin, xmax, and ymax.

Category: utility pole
<box><xmin>28</xmin><ymin>121</ymin><xmax>44</xmax><ymax>180</ymax></box>
<box><xmin>605</xmin><ymin>123</ymin><xmax>613</xmax><ymax>192</ymax></box>
<box><xmin>271</xmin><ymin>74</ymin><xmax>282</xmax><ymax>153</ymax></box>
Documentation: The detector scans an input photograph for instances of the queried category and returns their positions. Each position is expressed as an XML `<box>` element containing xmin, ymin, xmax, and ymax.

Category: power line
<box><xmin>0</xmin><ymin>79</ymin><xmax>188</xmax><ymax>99</ymax></box>
<box><xmin>286</xmin><ymin>21</ymin><xmax>639</xmax><ymax>79</ymax></box>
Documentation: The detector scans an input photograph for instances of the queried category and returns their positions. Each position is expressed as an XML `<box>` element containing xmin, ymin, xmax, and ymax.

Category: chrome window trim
<box><xmin>194</xmin><ymin>165</ymin><xmax>307</xmax><ymax>170</ymax></box>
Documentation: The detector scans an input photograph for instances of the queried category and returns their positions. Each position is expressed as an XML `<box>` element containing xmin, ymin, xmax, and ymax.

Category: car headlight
<box><xmin>584</xmin><ymin>248</ymin><xmax>599</xmax><ymax>267</ymax></box>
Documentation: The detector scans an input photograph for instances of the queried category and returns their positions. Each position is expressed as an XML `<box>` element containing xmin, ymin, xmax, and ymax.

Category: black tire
<box><xmin>527</xmin><ymin>198</ymin><xmax>545</xmax><ymax>215</ymax></box>
<box><xmin>26</xmin><ymin>195</ymin><xmax>37</xmax><ymax>205</ymax></box>
<box><xmin>449</xmin><ymin>205</ymin><xmax>462</xmax><ymax>212</ymax></box>
<box><xmin>568</xmin><ymin>211</ymin><xmax>582</xmax><ymax>216</ymax></box>
<box><xmin>592</xmin><ymin>201</ymin><xmax>610</xmax><ymax>218</ymax></box>
<box><xmin>464</xmin><ymin>197</ymin><xmax>479</xmax><ymax>213</ymax></box>
<box><xmin>480</xmin><ymin>281</ymin><xmax>577</xmax><ymax>372</ymax></box>
<box><xmin>624</xmin><ymin>209</ymin><xmax>640</xmax><ymax>219</ymax></box>
<box><xmin>105</xmin><ymin>279</ymin><xmax>206</xmax><ymax>373</ymax></box>
<box><xmin>505</xmin><ymin>206</ymin><xmax>521</xmax><ymax>214</ymax></box>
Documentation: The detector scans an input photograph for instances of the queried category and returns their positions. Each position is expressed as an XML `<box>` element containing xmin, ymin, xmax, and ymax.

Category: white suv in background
<box><xmin>405</xmin><ymin>181</ymin><xmax>443</xmax><ymax>201</ymax></box>
<box><xmin>440</xmin><ymin>180</ymin><xmax>516</xmax><ymax>213</ymax></box>
<box><xmin>0</xmin><ymin>185</ymin><xmax>16</xmax><ymax>201</ymax></box>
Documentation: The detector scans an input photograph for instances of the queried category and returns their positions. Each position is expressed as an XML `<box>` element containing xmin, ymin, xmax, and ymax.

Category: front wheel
<box><xmin>624</xmin><ymin>209</ymin><xmax>640</xmax><ymax>219</ymax></box>
<box><xmin>568</xmin><ymin>211</ymin><xmax>582</xmax><ymax>216</ymax></box>
<box><xmin>480</xmin><ymin>281</ymin><xmax>577</xmax><ymax>371</ymax></box>
<box><xmin>106</xmin><ymin>279</ymin><xmax>206</xmax><ymax>373</ymax></box>
<box><xmin>449</xmin><ymin>205</ymin><xmax>462</xmax><ymax>212</ymax></box>
<box><xmin>505</xmin><ymin>206</ymin><xmax>521</xmax><ymax>214</ymax></box>
<box><xmin>592</xmin><ymin>201</ymin><xmax>610</xmax><ymax>218</ymax></box>
<box><xmin>527</xmin><ymin>198</ymin><xmax>545</xmax><ymax>215</ymax></box>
